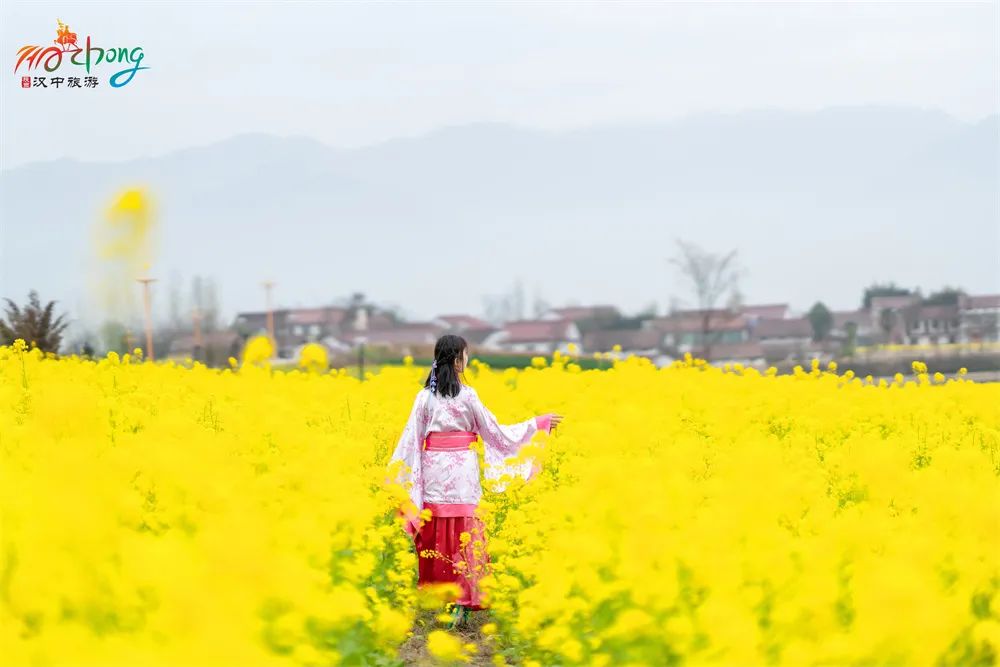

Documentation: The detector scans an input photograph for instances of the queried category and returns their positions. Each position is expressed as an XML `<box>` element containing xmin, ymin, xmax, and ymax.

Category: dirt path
<box><xmin>398</xmin><ymin>610</ymin><xmax>499</xmax><ymax>666</ymax></box>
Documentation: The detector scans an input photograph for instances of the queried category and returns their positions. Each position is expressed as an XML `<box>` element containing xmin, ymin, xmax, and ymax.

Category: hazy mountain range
<box><xmin>1</xmin><ymin>106</ymin><xmax>997</xmax><ymax>332</ymax></box>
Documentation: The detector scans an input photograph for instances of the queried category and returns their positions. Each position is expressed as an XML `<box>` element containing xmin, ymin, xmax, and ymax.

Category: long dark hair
<box><xmin>424</xmin><ymin>334</ymin><xmax>468</xmax><ymax>398</ymax></box>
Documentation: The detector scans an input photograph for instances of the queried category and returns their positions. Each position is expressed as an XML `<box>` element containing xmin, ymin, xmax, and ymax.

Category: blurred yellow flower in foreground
<box><xmin>426</xmin><ymin>630</ymin><xmax>470</xmax><ymax>663</ymax></box>
<box><xmin>242</xmin><ymin>334</ymin><xmax>273</xmax><ymax>366</ymax></box>
<box><xmin>298</xmin><ymin>342</ymin><xmax>329</xmax><ymax>372</ymax></box>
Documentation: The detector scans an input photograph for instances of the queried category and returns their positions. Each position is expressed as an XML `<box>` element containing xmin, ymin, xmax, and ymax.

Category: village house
<box><xmin>580</xmin><ymin>328</ymin><xmax>669</xmax><ymax>364</ymax></box>
<box><xmin>868</xmin><ymin>294</ymin><xmax>922</xmax><ymax>317</ymax></box>
<box><xmin>643</xmin><ymin>309</ymin><xmax>751</xmax><ymax>353</ymax></box>
<box><xmin>641</xmin><ymin>304</ymin><xmax>823</xmax><ymax>365</ymax></box>
<box><xmin>482</xmin><ymin>319</ymin><xmax>582</xmax><ymax>354</ymax></box>
<box><xmin>751</xmin><ymin>317</ymin><xmax>814</xmax><ymax>363</ymax></box>
<box><xmin>231</xmin><ymin>303</ymin><xmax>395</xmax><ymax>359</ymax></box>
<box><xmin>740</xmin><ymin>303</ymin><xmax>790</xmax><ymax>322</ymax></box>
<box><xmin>339</xmin><ymin>322</ymin><xmax>445</xmax><ymax>352</ymax></box>
<box><xmin>959</xmin><ymin>294</ymin><xmax>1000</xmax><ymax>343</ymax></box>
<box><xmin>431</xmin><ymin>314</ymin><xmax>499</xmax><ymax>345</ymax></box>
<box><xmin>905</xmin><ymin>304</ymin><xmax>961</xmax><ymax>345</ymax></box>
<box><xmin>166</xmin><ymin>330</ymin><xmax>242</xmax><ymax>364</ymax></box>
<box><xmin>864</xmin><ymin>294</ymin><xmax>1000</xmax><ymax>346</ymax></box>
<box><xmin>432</xmin><ymin>314</ymin><xmax>491</xmax><ymax>330</ymax></box>
<box><xmin>868</xmin><ymin>295</ymin><xmax>922</xmax><ymax>344</ymax></box>
<box><xmin>285</xmin><ymin>306</ymin><xmax>349</xmax><ymax>345</ymax></box>
<box><xmin>221</xmin><ymin>292</ymin><xmax>1000</xmax><ymax>368</ymax></box>
<box><xmin>540</xmin><ymin>305</ymin><xmax>622</xmax><ymax>324</ymax></box>
<box><xmin>232</xmin><ymin>309</ymin><xmax>285</xmax><ymax>339</ymax></box>
<box><xmin>827</xmin><ymin>310</ymin><xmax>878</xmax><ymax>347</ymax></box>
<box><xmin>704</xmin><ymin>341</ymin><xmax>767</xmax><ymax>369</ymax></box>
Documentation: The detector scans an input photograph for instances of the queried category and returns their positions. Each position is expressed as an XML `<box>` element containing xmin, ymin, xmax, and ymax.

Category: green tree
<box><xmin>807</xmin><ymin>301</ymin><xmax>833</xmax><ymax>342</ymax></box>
<box><xmin>0</xmin><ymin>290</ymin><xmax>70</xmax><ymax>353</ymax></box>
<box><xmin>879</xmin><ymin>308</ymin><xmax>899</xmax><ymax>343</ymax></box>
<box><xmin>842</xmin><ymin>321</ymin><xmax>858</xmax><ymax>357</ymax></box>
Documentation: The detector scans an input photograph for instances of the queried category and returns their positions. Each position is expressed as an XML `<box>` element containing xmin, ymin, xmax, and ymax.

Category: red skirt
<box><xmin>414</xmin><ymin>514</ymin><xmax>491</xmax><ymax>610</ymax></box>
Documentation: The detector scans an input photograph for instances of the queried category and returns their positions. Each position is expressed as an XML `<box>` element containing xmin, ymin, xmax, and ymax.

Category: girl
<box><xmin>388</xmin><ymin>334</ymin><xmax>563</xmax><ymax>627</ymax></box>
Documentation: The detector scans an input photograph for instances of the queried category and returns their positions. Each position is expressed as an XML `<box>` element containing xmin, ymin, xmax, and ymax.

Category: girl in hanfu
<box><xmin>388</xmin><ymin>334</ymin><xmax>563</xmax><ymax>627</ymax></box>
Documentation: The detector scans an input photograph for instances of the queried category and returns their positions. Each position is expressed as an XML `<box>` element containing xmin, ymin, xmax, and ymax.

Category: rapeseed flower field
<box><xmin>2</xmin><ymin>340</ymin><xmax>998</xmax><ymax>666</ymax></box>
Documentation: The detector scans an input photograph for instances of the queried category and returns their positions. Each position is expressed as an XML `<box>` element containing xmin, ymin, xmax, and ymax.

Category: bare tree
<box><xmin>482</xmin><ymin>280</ymin><xmax>528</xmax><ymax>325</ymax></box>
<box><xmin>188</xmin><ymin>274</ymin><xmax>221</xmax><ymax>333</ymax></box>
<box><xmin>191</xmin><ymin>275</ymin><xmax>204</xmax><ymax>324</ymax></box>
<box><xmin>669</xmin><ymin>239</ymin><xmax>744</xmax><ymax>361</ymax></box>
<box><xmin>168</xmin><ymin>270</ymin><xmax>184</xmax><ymax>331</ymax></box>
<box><xmin>531</xmin><ymin>285</ymin><xmax>551</xmax><ymax>319</ymax></box>
<box><xmin>511</xmin><ymin>279</ymin><xmax>525</xmax><ymax>321</ymax></box>
<box><xmin>202</xmin><ymin>277</ymin><xmax>220</xmax><ymax>332</ymax></box>
<box><xmin>481</xmin><ymin>294</ymin><xmax>506</xmax><ymax>326</ymax></box>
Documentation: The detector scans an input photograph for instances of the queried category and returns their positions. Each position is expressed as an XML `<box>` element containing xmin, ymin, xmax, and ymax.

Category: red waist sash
<box><xmin>424</xmin><ymin>430</ymin><xmax>478</xmax><ymax>451</ymax></box>
<box><xmin>423</xmin><ymin>502</ymin><xmax>478</xmax><ymax>517</ymax></box>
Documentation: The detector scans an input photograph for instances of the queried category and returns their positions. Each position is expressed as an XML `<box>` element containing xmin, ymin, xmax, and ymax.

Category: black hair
<box><xmin>424</xmin><ymin>334</ymin><xmax>468</xmax><ymax>397</ymax></box>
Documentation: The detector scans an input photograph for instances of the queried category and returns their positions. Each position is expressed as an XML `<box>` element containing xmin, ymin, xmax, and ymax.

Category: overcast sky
<box><xmin>2</xmin><ymin>1</ymin><xmax>997</xmax><ymax>168</ymax></box>
<box><xmin>1</xmin><ymin>1</ymin><xmax>997</xmax><ymax>328</ymax></box>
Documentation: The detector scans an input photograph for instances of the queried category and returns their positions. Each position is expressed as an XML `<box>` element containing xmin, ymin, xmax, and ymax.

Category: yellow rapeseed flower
<box><xmin>298</xmin><ymin>342</ymin><xmax>329</xmax><ymax>371</ymax></box>
<box><xmin>242</xmin><ymin>334</ymin><xmax>273</xmax><ymax>366</ymax></box>
<box><xmin>426</xmin><ymin>630</ymin><xmax>469</xmax><ymax>663</ymax></box>
<box><xmin>1</xmin><ymin>344</ymin><xmax>996</xmax><ymax>666</ymax></box>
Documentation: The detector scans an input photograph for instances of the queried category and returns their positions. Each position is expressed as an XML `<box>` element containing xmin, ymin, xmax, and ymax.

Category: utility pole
<box><xmin>262</xmin><ymin>280</ymin><xmax>276</xmax><ymax>357</ymax></box>
<box><xmin>136</xmin><ymin>276</ymin><xmax>157</xmax><ymax>361</ymax></box>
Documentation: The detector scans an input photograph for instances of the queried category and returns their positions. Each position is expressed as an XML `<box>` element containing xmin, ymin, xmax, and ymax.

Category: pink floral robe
<box><xmin>389</xmin><ymin>383</ymin><xmax>552</xmax><ymax>522</ymax></box>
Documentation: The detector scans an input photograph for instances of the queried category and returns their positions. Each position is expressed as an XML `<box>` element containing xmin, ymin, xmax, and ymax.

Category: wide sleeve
<box><xmin>387</xmin><ymin>389</ymin><xmax>430</xmax><ymax>536</ymax></box>
<box><xmin>468</xmin><ymin>388</ymin><xmax>553</xmax><ymax>490</ymax></box>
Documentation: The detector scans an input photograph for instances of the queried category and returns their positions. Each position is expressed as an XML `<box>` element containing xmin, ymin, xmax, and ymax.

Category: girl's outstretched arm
<box><xmin>466</xmin><ymin>387</ymin><xmax>553</xmax><ymax>489</ymax></box>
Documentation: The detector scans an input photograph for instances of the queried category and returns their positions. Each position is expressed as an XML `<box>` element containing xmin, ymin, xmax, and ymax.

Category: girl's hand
<box><xmin>548</xmin><ymin>413</ymin><xmax>564</xmax><ymax>430</ymax></box>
